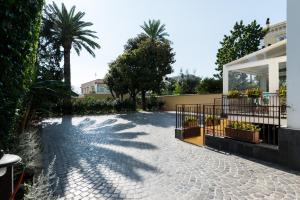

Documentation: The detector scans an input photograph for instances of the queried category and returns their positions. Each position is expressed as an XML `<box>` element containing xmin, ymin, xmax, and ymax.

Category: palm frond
<box><xmin>46</xmin><ymin>2</ymin><xmax>100</xmax><ymax>56</ymax></box>
<box><xmin>141</xmin><ymin>19</ymin><xmax>169</xmax><ymax>41</ymax></box>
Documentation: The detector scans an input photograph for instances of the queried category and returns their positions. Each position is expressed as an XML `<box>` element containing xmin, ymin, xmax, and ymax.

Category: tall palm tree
<box><xmin>139</xmin><ymin>19</ymin><xmax>169</xmax><ymax>110</ymax></box>
<box><xmin>47</xmin><ymin>2</ymin><xmax>100</xmax><ymax>114</ymax></box>
<box><xmin>140</xmin><ymin>19</ymin><xmax>169</xmax><ymax>41</ymax></box>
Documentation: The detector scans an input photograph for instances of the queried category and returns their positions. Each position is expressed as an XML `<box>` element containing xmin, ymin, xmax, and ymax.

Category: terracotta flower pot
<box><xmin>225</xmin><ymin>127</ymin><xmax>260</xmax><ymax>144</ymax></box>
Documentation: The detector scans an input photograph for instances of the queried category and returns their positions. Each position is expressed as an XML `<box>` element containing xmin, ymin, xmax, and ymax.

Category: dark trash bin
<box><xmin>0</xmin><ymin>152</ymin><xmax>22</xmax><ymax>200</ymax></box>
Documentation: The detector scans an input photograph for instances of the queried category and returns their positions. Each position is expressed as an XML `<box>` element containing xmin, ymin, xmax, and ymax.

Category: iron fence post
<box><xmin>182</xmin><ymin>105</ymin><xmax>185</xmax><ymax>129</ymax></box>
<box><xmin>175</xmin><ymin>104</ymin><xmax>178</xmax><ymax>128</ymax></box>
<box><xmin>213</xmin><ymin>104</ymin><xmax>215</xmax><ymax>137</ymax></box>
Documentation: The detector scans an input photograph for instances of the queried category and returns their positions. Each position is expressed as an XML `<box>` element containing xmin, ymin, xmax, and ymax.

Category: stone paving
<box><xmin>42</xmin><ymin>112</ymin><xmax>300</xmax><ymax>200</ymax></box>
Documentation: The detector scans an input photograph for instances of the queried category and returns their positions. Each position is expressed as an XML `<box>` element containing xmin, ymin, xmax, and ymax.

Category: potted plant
<box><xmin>183</xmin><ymin>117</ymin><xmax>199</xmax><ymax>128</ymax></box>
<box><xmin>205</xmin><ymin>115</ymin><xmax>220</xmax><ymax>126</ymax></box>
<box><xmin>245</xmin><ymin>88</ymin><xmax>262</xmax><ymax>98</ymax></box>
<box><xmin>225</xmin><ymin>121</ymin><xmax>261</xmax><ymax>144</ymax></box>
<box><xmin>228</xmin><ymin>90</ymin><xmax>242</xmax><ymax>98</ymax></box>
<box><xmin>175</xmin><ymin>117</ymin><xmax>200</xmax><ymax>140</ymax></box>
<box><xmin>279</xmin><ymin>85</ymin><xmax>287</xmax><ymax>114</ymax></box>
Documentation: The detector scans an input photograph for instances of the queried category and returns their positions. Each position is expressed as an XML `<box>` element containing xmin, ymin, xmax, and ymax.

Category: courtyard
<box><xmin>42</xmin><ymin>112</ymin><xmax>300</xmax><ymax>200</ymax></box>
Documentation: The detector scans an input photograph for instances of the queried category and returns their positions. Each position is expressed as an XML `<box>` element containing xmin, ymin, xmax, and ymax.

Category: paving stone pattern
<box><xmin>42</xmin><ymin>112</ymin><xmax>300</xmax><ymax>200</ymax></box>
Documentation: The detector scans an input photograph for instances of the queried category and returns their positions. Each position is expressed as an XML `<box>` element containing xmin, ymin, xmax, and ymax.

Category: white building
<box><xmin>223</xmin><ymin>21</ymin><xmax>287</xmax><ymax>94</ymax></box>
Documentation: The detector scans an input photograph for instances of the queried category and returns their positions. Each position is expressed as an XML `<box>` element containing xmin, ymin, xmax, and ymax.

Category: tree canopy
<box><xmin>214</xmin><ymin>20</ymin><xmax>267</xmax><ymax>79</ymax></box>
<box><xmin>105</xmin><ymin>21</ymin><xmax>175</xmax><ymax>109</ymax></box>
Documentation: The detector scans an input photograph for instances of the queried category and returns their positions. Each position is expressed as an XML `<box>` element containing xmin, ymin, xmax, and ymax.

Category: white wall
<box><xmin>287</xmin><ymin>0</ymin><xmax>300</xmax><ymax>129</ymax></box>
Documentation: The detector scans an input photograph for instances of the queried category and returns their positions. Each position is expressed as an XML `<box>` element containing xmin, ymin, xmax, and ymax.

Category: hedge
<box><xmin>0</xmin><ymin>0</ymin><xmax>44</xmax><ymax>150</ymax></box>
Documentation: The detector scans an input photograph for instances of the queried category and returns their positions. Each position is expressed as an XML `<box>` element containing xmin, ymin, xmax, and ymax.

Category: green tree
<box><xmin>104</xmin><ymin>60</ymin><xmax>129</xmax><ymax>100</ymax></box>
<box><xmin>37</xmin><ymin>7</ymin><xmax>63</xmax><ymax>81</ymax></box>
<box><xmin>171</xmin><ymin>70</ymin><xmax>201</xmax><ymax>94</ymax></box>
<box><xmin>46</xmin><ymin>2</ymin><xmax>100</xmax><ymax>114</ymax></box>
<box><xmin>139</xmin><ymin>19</ymin><xmax>174</xmax><ymax>109</ymax></box>
<box><xmin>215</xmin><ymin>20</ymin><xmax>267</xmax><ymax>79</ymax></box>
<box><xmin>197</xmin><ymin>78</ymin><xmax>222</xmax><ymax>94</ymax></box>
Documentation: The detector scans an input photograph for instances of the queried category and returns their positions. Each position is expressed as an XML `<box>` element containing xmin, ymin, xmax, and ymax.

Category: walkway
<box><xmin>42</xmin><ymin>112</ymin><xmax>300</xmax><ymax>200</ymax></box>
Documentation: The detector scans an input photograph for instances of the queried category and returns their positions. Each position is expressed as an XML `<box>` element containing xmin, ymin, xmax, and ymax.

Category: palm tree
<box><xmin>47</xmin><ymin>2</ymin><xmax>100</xmax><ymax>114</ymax></box>
<box><xmin>139</xmin><ymin>19</ymin><xmax>170</xmax><ymax>110</ymax></box>
<box><xmin>140</xmin><ymin>19</ymin><xmax>169</xmax><ymax>41</ymax></box>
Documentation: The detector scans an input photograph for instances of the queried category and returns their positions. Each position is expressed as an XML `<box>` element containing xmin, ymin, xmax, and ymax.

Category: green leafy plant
<box><xmin>0</xmin><ymin>0</ymin><xmax>44</xmax><ymax>150</ymax></box>
<box><xmin>183</xmin><ymin>117</ymin><xmax>198</xmax><ymax>127</ymax></box>
<box><xmin>228</xmin><ymin>90</ymin><xmax>241</xmax><ymax>98</ymax></box>
<box><xmin>228</xmin><ymin>121</ymin><xmax>260</xmax><ymax>132</ymax></box>
<box><xmin>71</xmin><ymin>97</ymin><xmax>136</xmax><ymax>115</ymax></box>
<box><xmin>205</xmin><ymin>115</ymin><xmax>221</xmax><ymax>126</ymax></box>
<box><xmin>279</xmin><ymin>85</ymin><xmax>287</xmax><ymax>98</ymax></box>
<box><xmin>245</xmin><ymin>88</ymin><xmax>262</xmax><ymax>98</ymax></box>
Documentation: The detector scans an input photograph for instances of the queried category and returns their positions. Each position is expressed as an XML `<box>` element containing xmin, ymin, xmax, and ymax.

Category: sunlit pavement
<box><xmin>42</xmin><ymin>112</ymin><xmax>300</xmax><ymax>200</ymax></box>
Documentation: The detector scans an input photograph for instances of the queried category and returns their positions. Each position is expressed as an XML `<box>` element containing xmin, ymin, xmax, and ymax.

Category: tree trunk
<box><xmin>63</xmin><ymin>47</ymin><xmax>72</xmax><ymax>115</ymax></box>
<box><xmin>20</xmin><ymin>98</ymin><xmax>32</xmax><ymax>132</ymax></box>
<box><xmin>131</xmin><ymin>91</ymin><xmax>136</xmax><ymax>111</ymax></box>
<box><xmin>141</xmin><ymin>90</ymin><xmax>146</xmax><ymax>110</ymax></box>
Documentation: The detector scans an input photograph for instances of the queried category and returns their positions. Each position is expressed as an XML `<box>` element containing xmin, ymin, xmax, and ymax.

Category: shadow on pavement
<box><xmin>42</xmin><ymin>115</ymin><xmax>159</xmax><ymax>199</ymax></box>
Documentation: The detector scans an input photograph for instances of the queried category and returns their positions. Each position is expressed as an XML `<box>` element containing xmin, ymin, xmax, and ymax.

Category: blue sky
<box><xmin>46</xmin><ymin>0</ymin><xmax>286</xmax><ymax>91</ymax></box>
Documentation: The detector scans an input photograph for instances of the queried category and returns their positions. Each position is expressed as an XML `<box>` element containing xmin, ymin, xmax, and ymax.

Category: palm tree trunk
<box><xmin>141</xmin><ymin>90</ymin><xmax>146</xmax><ymax>110</ymax></box>
<box><xmin>63</xmin><ymin>47</ymin><xmax>72</xmax><ymax>115</ymax></box>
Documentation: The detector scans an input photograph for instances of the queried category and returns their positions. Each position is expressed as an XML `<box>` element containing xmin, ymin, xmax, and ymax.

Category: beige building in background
<box><xmin>263</xmin><ymin>21</ymin><xmax>287</xmax><ymax>47</ymax></box>
<box><xmin>81</xmin><ymin>79</ymin><xmax>110</xmax><ymax>95</ymax></box>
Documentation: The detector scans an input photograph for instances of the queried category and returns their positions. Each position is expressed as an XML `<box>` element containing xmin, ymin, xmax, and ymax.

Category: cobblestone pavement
<box><xmin>42</xmin><ymin>112</ymin><xmax>300</xmax><ymax>200</ymax></box>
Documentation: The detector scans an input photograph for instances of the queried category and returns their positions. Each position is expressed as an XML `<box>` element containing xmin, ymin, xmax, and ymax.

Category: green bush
<box><xmin>0</xmin><ymin>0</ymin><xmax>44</xmax><ymax>150</ymax></box>
<box><xmin>146</xmin><ymin>95</ymin><xmax>165</xmax><ymax>111</ymax></box>
<box><xmin>71</xmin><ymin>97</ymin><xmax>136</xmax><ymax>115</ymax></box>
<box><xmin>228</xmin><ymin>90</ymin><xmax>242</xmax><ymax>98</ymax></box>
<box><xmin>245</xmin><ymin>88</ymin><xmax>262</xmax><ymax>98</ymax></box>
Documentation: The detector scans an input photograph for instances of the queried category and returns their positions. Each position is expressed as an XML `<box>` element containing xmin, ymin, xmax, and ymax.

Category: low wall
<box><xmin>206</xmin><ymin>127</ymin><xmax>300</xmax><ymax>171</ymax></box>
<box><xmin>159</xmin><ymin>94</ymin><xmax>222</xmax><ymax>111</ymax></box>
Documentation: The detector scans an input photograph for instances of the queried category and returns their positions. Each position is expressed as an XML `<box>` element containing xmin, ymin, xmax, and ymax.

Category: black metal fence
<box><xmin>202</xmin><ymin>104</ymin><xmax>282</xmax><ymax>145</ymax></box>
<box><xmin>175</xmin><ymin>104</ymin><xmax>202</xmax><ymax>129</ymax></box>
<box><xmin>175</xmin><ymin>96</ymin><xmax>284</xmax><ymax>145</ymax></box>
<box><xmin>221</xmin><ymin>94</ymin><xmax>286</xmax><ymax>117</ymax></box>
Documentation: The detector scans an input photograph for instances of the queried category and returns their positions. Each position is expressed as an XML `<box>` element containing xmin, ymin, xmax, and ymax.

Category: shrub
<box><xmin>183</xmin><ymin>117</ymin><xmax>199</xmax><ymax>127</ymax></box>
<box><xmin>71</xmin><ymin>97</ymin><xmax>135</xmax><ymax>115</ymax></box>
<box><xmin>205</xmin><ymin>115</ymin><xmax>220</xmax><ymax>126</ymax></box>
<box><xmin>228</xmin><ymin>90</ymin><xmax>241</xmax><ymax>98</ymax></box>
<box><xmin>146</xmin><ymin>95</ymin><xmax>165</xmax><ymax>111</ymax></box>
<box><xmin>0</xmin><ymin>0</ymin><xmax>44</xmax><ymax>150</ymax></box>
<box><xmin>228</xmin><ymin>121</ymin><xmax>260</xmax><ymax>132</ymax></box>
<box><xmin>245</xmin><ymin>88</ymin><xmax>262</xmax><ymax>98</ymax></box>
<box><xmin>279</xmin><ymin>85</ymin><xmax>286</xmax><ymax>98</ymax></box>
<box><xmin>24</xmin><ymin>157</ymin><xmax>59</xmax><ymax>200</ymax></box>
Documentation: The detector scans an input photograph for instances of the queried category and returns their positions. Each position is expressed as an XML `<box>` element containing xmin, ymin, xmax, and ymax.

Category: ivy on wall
<box><xmin>0</xmin><ymin>0</ymin><xmax>44</xmax><ymax>149</ymax></box>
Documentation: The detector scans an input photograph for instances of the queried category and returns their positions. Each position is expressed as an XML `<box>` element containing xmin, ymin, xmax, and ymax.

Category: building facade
<box><xmin>263</xmin><ymin>21</ymin><xmax>287</xmax><ymax>47</ymax></box>
<box><xmin>223</xmin><ymin>21</ymin><xmax>286</xmax><ymax>94</ymax></box>
<box><xmin>81</xmin><ymin>79</ymin><xmax>110</xmax><ymax>95</ymax></box>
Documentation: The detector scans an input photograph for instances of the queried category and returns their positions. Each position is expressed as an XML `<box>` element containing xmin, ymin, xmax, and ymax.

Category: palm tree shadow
<box><xmin>118</xmin><ymin>111</ymin><xmax>176</xmax><ymax>128</ymax></box>
<box><xmin>42</xmin><ymin>115</ymin><xmax>159</xmax><ymax>199</ymax></box>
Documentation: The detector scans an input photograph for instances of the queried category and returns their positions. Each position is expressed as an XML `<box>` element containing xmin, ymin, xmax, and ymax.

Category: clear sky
<box><xmin>46</xmin><ymin>0</ymin><xmax>286</xmax><ymax>92</ymax></box>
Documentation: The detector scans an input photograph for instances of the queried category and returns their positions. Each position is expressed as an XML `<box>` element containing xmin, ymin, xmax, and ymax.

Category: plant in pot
<box><xmin>175</xmin><ymin>117</ymin><xmax>200</xmax><ymax>140</ymax></box>
<box><xmin>228</xmin><ymin>90</ymin><xmax>242</xmax><ymax>98</ymax></box>
<box><xmin>225</xmin><ymin>121</ymin><xmax>261</xmax><ymax>143</ymax></box>
<box><xmin>279</xmin><ymin>85</ymin><xmax>287</xmax><ymax>114</ymax></box>
<box><xmin>205</xmin><ymin>115</ymin><xmax>220</xmax><ymax>126</ymax></box>
<box><xmin>183</xmin><ymin>117</ymin><xmax>199</xmax><ymax>128</ymax></box>
<box><xmin>245</xmin><ymin>88</ymin><xmax>262</xmax><ymax>98</ymax></box>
